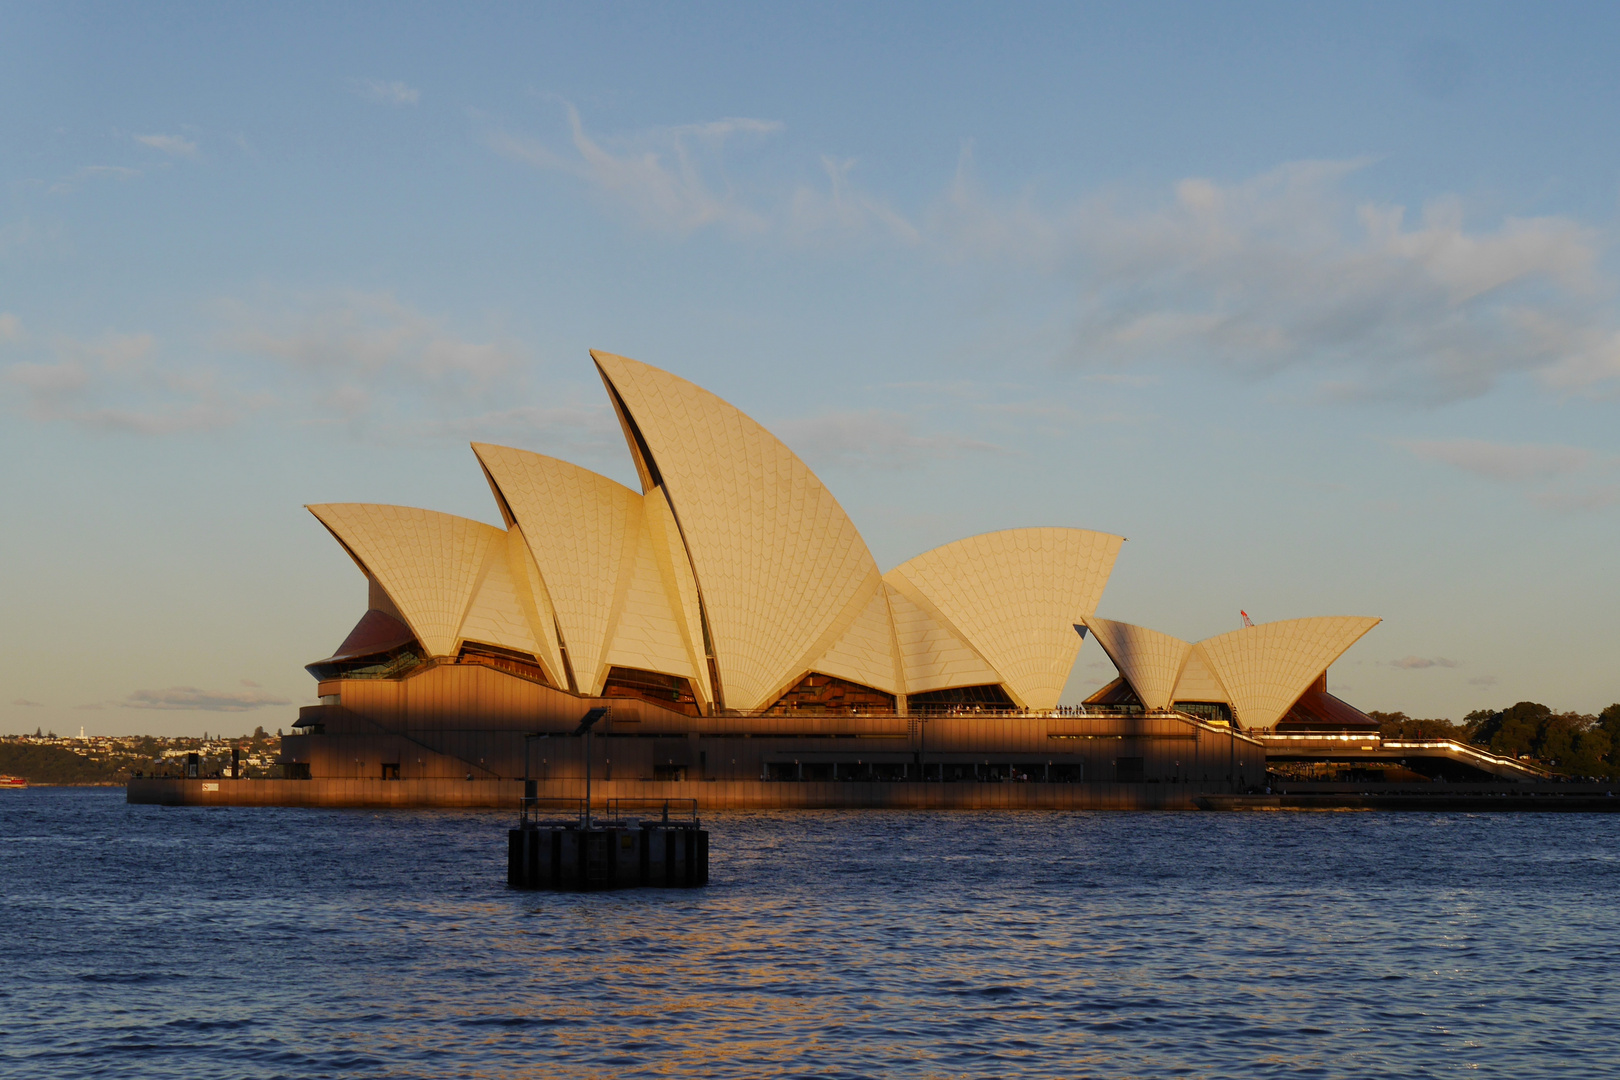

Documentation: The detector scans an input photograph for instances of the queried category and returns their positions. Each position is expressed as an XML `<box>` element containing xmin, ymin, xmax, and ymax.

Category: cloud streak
<box><xmin>1</xmin><ymin>295</ymin><xmax>550</xmax><ymax>442</ymax></box>
<box><xmin>351</xmin><ymin>78</ymin><xmax>420</xmax><ymax>105</ymax></box>
<box><xmin>775</xmin><ymin>409</ymin><xmax>1007</xmax><ymax>470</ymax></box>
<box><xmin>1400</xmin><ymin>437</ymin><xmax>1618</xmax><ymax>512</ymax></box>
<box><xmin>489</xmin><ymin>104</ymin><xmax>784</xmax><ymax>235</ymax></box>
<box><xmin>1402</xmin><ymin>439</ymin><xmax>1592</xmax><ymax>482</ymax></box>
<box><xmin>490</xmin><ymin>103</ymin><xmax>917</xmax><ymax>243</ymax></box>
<box><xmin>2</xmin><ymin>323</ymin><xmax>251</xmax><ymax>434</ymax></box>
<box><xmin>123</xmin><ymin>686</ymin><xmax>291</xmax><ymax>712</ymax></box>
<box><xmin>135</xmin><ymin>133</ymin><xmax>198</xmax><ymax>158</ymax></box>
<box><xmin>1391</xmin><ymin>656</ymin><xmax>1461</xmax><ymax>669</ymax></box>
<box><xmin>934</xmin><ymin>157</ymin><xmax>1606</xmax><ymax>404</ymax></box>
<box><xmin>490</xmin><ymin>109</ymin><xmax>1620</xmax><ymax>405</ymax></box>
<box><xmin>49</xmin><ymin>164</ymin><xmax>144</xmax><ymax>194</ymax></box>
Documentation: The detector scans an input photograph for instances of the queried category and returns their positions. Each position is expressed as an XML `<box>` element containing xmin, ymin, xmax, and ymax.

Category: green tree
<box><xmin>1469</xmin><ymin>702</ymin><xmax>1552</xmax><ymax>757</ymax></box>
<box><xmin>1537</xmin><ymin>711</ymin><xmax>1583</xmax><ymax>768</ymax></box>
<box><xmin>1567</xmin><ymin>726</ymin><xmax>1612</xmax><ymax>779</ymax></box>
<box><xmin>0</xmin><ymin>743</ymin><xmax>133</xmax><ymax>784</ymax></box>
<box><xmin>1594</xmin><ymin>704</ymin><xmax>1620</xmax><ymax>778</ymax></box>
<box><xmin>1368</xmin><ymin>711</ymin><xmax>1409</xmax><ymax>737</ymax></box>
<box><xmin>1372</xmin><ymin>711</ymin><xmax>1466</xmax><ymax>739</ymax></box>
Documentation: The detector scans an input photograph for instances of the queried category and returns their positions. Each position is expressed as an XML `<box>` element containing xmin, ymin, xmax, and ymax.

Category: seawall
<box><xmin>126</xmin><ymin>777</ymin><xmax>1211</xmax><ymax>810</ymax></box>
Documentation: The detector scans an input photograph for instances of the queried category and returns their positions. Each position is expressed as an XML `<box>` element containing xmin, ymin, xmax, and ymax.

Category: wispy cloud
<box><xmin>3</xmin><ymin>322</ymin><xmax>249</xmax><ymax>434</ymax></box>
<box><xmin>411</xmin><ymin>402</ymin><xmax>618</xmax><ymax>445</ymax></box>
<box><xmin>134</xmin><ymin>133</ymin><xmax>198</xmax><ymax>158</ymax></box>
<box><xmin>1400</xmin><ymin>437</ymin><xmax>1618</xmax><ymax>512</ymax></box>
<box><xmin>218</xmin><ymin>291</ymin><xmax>529</xmax><ymax>433</ymax></box>
<box><xmin>491</xmin><ymin>111</ymin><xmax>1620</xmax><ymax>405</ymax></box>
<box><xmin>1529</xmin><ymin>484</ymin><xmax>1620</xmax><ymax>512</ymax></box>
<box><xmin>222</xmin><ymin>291</ymin><xmax>517</xmax><ymax>387</ymax></box>
<box><xmin>973</xmin><ymin>401</ymin><xmax>1079</xmax><ymax>419</ymax></box>
<box><xmin>49</xmin><ymin>164</ymin><xmax>143</xmax><ymax>194</ymax></box>
<box><xmin>489</xmin><ymin>102</ymin><xmax>916</xmax><ymax>243</ymax></box>
<box><xmin>351</xmin><ymin>78</ymin><xmax>420</xmax><ymax>105</ymax></box>
<box><xmin>1402</xmin><ymin>439</ymin><xmax>1592</xmax><ymax>482</ymax></box>
<box><xmin>123</xmin><ymin>686</ymin><xmax>291</xmax><ymax>712</ymax></box>
<box><xmin>1084</xmin><ymin>373</ymin><xmax>1160</xmax><ymax>388</ymax></box>
<box><xmin>774</xmin><ymin>409</ymin><xmax>1007</xmax><ymax>470</ymax></box>
<box><xmin>785</xmin><ymin>156</ymin><xmax>920</xmax><ymax>244</ymax></box>
<box><xmin>489</xmin><ymin>104</ymin><xmax>784</xmax><ymax>235</ymax></box>
<box><xmin>2</xmin><ymin>296</ymin><xmax>566</xmax><ymax>444</ymax></box>
<box><xmin>1468</xmin><ymin>675</ymin><xmax>1499</xmax><ymax>687</ymax></box>
<box><xmin>1391</xmin><ymin>655</ymin><xmax>1461</xmax><ymax>669</ymax></box>
<box><xmin>12</xmin><ymin>698</ymin><xmax>45</xmax><ymax>708</ymax></box>
<box><xmin>937</xmin><ymin>157</ymin><xmax>1605</xmax><ymax>404</ymax></box>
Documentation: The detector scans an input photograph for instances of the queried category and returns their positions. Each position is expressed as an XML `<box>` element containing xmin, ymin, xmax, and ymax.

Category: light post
<box><xmin>574</xmin><ymin>707</ymin><xmax>609</xmax><ymax>828</ymax></box>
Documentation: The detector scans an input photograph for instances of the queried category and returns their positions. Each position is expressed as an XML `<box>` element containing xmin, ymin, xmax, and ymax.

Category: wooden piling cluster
<box><xmin>507</xmin><ymin>823</ymin><xmax>709</xmax><ymax>890</ymax></box>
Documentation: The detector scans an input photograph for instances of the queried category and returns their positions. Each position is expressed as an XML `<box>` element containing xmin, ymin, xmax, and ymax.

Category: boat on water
<box><xmin>0</xmin><ymin>775</ymin><xmax>28</xmax><ymax>789</ymax></box>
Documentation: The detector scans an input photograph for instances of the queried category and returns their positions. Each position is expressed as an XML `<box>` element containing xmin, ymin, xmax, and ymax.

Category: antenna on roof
<box><xmin>1240</xmin><ymin>610</ymin><xmax>1254</xmax><ymax>628</ymax></box>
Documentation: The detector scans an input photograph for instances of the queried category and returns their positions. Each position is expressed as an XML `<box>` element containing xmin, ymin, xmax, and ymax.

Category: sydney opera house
<box><xmin>186</xmin><ymin>348</ymin><xmax>1543</xmax><ymax>811</ymax></box>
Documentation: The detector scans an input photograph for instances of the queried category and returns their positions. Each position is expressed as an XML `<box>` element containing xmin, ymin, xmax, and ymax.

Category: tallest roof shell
<box><xmin>591</xmin><ymin>350</ymin><xmax>883</xmax><ymax>712</ymax></box>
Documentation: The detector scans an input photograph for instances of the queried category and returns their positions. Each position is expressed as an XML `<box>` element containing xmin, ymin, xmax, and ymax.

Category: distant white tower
<box><xmin>79</xmin><ymin>725</ymin><xmax>85</xmax><ymax>740</ymax></box>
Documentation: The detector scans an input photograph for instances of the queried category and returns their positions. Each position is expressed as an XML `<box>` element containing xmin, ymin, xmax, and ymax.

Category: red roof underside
<box><xmin>319</xmin><ymin>609</ymin><xmax>416</xmax><ymax>663</ymax></box>
<box><xmin>1278</xmin><ymin>687</ymin><xmax>1378</xmax><ymax>731</ymax></box>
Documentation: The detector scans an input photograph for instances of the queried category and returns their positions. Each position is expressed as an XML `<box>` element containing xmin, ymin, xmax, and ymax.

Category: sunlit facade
<box><xmin>305</xmin><ymin>351</ymin><xmax>1156</xmax><ymax>719</ymax></box>
<box><xmin>280</xmin><ymin>352</ymin><xmax>1384</xmax><ymax>792</ymax></box>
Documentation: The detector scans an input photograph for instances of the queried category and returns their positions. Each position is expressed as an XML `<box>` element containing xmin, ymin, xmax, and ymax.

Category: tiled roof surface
<box><xmin>1082</xmin><ymin>617</ymin><xmax>1192</xmax><ymax>711</ymax></box>
<box><xmin>307</xmin><ymin>504</ymin><xmax>500</xmax><ymax>658</ymax></box>
<box><xmin>1198</xmin><ymin>616</ymin><xmax>1381</xmax><ymax>728</ymax></box>
<box><xmin>594</xmin><ymin>351</ymin><xmax>882</xmax><ymax>711</ymax></box>
<box><xmin>888</xmin><ymin>528</ymin><xmax>1123</xmax><ymax>710</ymax></box>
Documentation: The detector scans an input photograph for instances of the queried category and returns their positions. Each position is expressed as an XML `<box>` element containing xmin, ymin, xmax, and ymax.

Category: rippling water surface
<box><xmin>3</xmin><ymin>788</ymin><xmax>1619</xmax><ymax>1078</ymax></box>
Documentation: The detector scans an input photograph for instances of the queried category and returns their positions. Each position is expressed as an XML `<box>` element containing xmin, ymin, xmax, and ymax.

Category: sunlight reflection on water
<box><xmin>3</xmin><ymin>790</ymin><xmax>1618</xmax><ymax>1078</ymax></box>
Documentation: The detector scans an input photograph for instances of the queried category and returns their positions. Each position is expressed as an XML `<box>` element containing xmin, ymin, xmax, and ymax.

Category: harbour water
<box><xmin>3</xmin><ymin>787</ymin><xmax>1617</xmax><ymax>1078</ymax></box>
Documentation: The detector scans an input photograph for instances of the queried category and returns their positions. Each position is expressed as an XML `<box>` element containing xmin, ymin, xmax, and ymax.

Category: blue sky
<box><xmin>3</xmin><ymin>2</ymin><xmax>1617</xmax><ymax>735</ymax></box>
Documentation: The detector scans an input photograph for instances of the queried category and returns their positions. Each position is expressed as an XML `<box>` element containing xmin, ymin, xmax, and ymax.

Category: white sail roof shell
<box><xmin>798</xmin><ymin>576</ymin><xmax>902</xmax><ymax>697</ymax></box>
<box><xmin>1081</xmin><ymin>617</ymin><xmax>1193</xmax><ymax>712</ymax></box>
<box><xmin>459</xmin><ymin>530</ymin><xmax>551</xmax><ymax>668</ymax></box>
<box><xmin>593</xmin><ymin>350</ymin><xmax>884</xmax><ymax>712</ymax></box>
<box><xmin>473</xmin><ymin>444</ymin><xmax>641</xmax><ymax>693</ymax></box>
<box><xmin>307</xmin><ymin>504</ymin><xmax>503</xmax><ymax>659</ymax></box>
<box><xmin>1197</xmin><ymin>616</ymin><xmax>1382</xmax><ymax>729</ymax></box>
<box><xmin>307</xmin><ymin>356</ymin><xmax>1174</xmax><ymax>718</ymax></box>
<box><xmin>886</xmin><ymin>528</ymin><xmax>1123</xmax><ymax>711</ymax></box>
<box><xmin>474</xmin><ymin>443</ymin><xmax>706</xmax><ymax>696</ymax></box>
<box><xmin>882</xmin><ymin>580</ymin><xmax>1003</xmax><ymax>695</ymax></box>
<box><xmin>1170</xmin><ymin>644</ymin><xmax>1231</xmax><ymax>704</ymax></box>
<box><xmin>600</xmin><ymin>506</ymin><xmax>702</xmax><ymax>693</ymax></box>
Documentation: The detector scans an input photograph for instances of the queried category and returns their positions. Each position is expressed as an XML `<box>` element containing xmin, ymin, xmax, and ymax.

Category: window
<box><xmin>763</xmin><ymin>673</ymin><xmax>896</xmax><ymax>715</ymax></box>
<box><xmin>603</xmin><ymin>667</ymin><xmax>701</xmax><ymax>716</ymax></box>
<box><xmin>906</xmin><ymin>684</ymin><xmax>1016</xmax><ymax>714</ymax></box>
<box><xmin>457</xmin><ymin>643</ymin><xmax>551</xmax><ymax>684</ymax></box>
<box><xmin>1175</xmin><ymin>702</ymin><xmax>1234</xmax><ymax>726</ymax></box>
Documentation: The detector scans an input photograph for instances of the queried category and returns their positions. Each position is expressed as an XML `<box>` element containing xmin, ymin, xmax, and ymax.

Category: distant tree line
<box><xmin>0</xmin><ymin>743</ymin><xmax>133</xmax><ymax>785</ymax></box>
<box><xmin>0</xmin><ymin>727</ymin><xmax>283</xmax><ymax>785</ymax></box>
<box><xmin>1368</xmin><ymin>702</ymin><xmax>1620</xmax><ymax>779</ymax></box>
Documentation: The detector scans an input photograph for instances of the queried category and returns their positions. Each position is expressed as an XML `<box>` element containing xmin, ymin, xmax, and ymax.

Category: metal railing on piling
<box><xmin>603</xmin><ymin>798</ymin><xmax>699</xmax><ymax>828</ymax></box>
<box><xmin>519</xmin><ymin>794</ymin><xmax>585</xmax><ymax>828</ymax></box>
